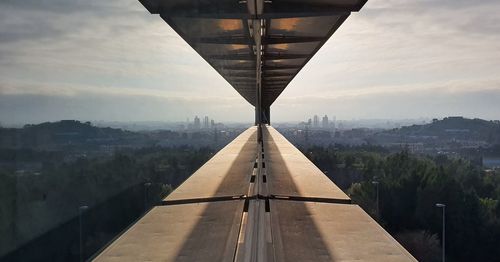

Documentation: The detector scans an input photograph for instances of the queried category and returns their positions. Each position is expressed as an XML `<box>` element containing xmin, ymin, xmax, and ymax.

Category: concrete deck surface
<box><xmin>94</xmin><ymin>201</ymin><xmax>244</xmax><ymax>262</ymax></box>
<box><xmin>165</xmin><ymin>126</ymin><xmax>258</xmax><ymax>201</ymax></box>
<box><xmin>264</xmin><ymin>126</ymin><xmax>350</xmax><ymax>201</ymax></box>
<box><xmin>93</xmin><ymin>126</ymin><xmax>416</xmax><ymax>262</ymax></box>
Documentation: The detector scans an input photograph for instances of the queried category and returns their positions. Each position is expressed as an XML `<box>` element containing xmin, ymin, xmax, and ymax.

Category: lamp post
<box><xmin>436</xmin><ymin>203</ymin><xmax>446</xmax><ymax>262</ymax></box>
<box><xmin>144</xmin><ymin>182</ymin><xmax>152</xmax><ymax>212</ymax></box>
<box><xmin>372</xmin><ymin>181</ymin><xmax>379</xmax><ymax>218</ymax></box>
<box><xmin>79</xmin><ymin>205</ymin><xmax>89</xmax><ymax>262</ymax></box>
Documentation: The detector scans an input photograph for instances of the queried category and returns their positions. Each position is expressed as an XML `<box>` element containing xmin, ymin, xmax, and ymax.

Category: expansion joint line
<box><xmin>160</xmin><ymin>194</ymin><xmax>352</xmax><ymax>206</ymax></box>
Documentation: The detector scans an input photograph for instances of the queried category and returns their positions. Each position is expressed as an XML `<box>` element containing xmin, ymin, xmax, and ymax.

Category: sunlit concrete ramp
<box><xmin>271</xmin><ymin>201</ymin><xmax>415</xmax><ymax>261</ymax></box>
<box><xmin>93</xmin><ymin>129</ymin><xmax>257</xmax><ymax>262</ymax></box>
<box><xmin>165</xmin><ymin>126</ymin><xmax>258</xmax><ymax>202</ymax></box>
<box><xmin>92</xmin><ymin>202</ymin><xmax>244</xmax><ymax>262</ymax></box>
<box><xmin>94</xmin><ymin>126</ymin><xmax>416</xmax><ymax>261</ymax></box>
<box><xmin>264</xmin><ymin>126</ymin><xmax>350</xmax><ymax>201</ymax></box>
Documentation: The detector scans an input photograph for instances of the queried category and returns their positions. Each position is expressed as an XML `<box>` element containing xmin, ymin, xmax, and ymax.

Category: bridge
<box><xmin>93</xmin><ymin>0</ymin><xmax>416</xmax><ymax>261</ymax></box>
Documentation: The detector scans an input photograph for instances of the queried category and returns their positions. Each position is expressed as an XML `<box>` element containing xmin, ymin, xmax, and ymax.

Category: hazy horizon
<box><xmin>6</xmin><ymin>116</ymin><xmax>500</xmax><ymax>130</ymax></box>
<box><xmin>1</xmin><ymin>0</ymin><xmax>500</xmax><ymax>124</ymax></box>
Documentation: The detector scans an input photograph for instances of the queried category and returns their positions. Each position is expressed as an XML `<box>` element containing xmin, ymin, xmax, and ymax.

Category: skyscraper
<box><xmin>322</xmin><ymin>115</ymin><xmax>329</xmax><ymax>129</ymax></box>
<box><xmin>194</xmin><ymin>116</ymin><xmax>201</xmax><ymax>130</ymax></box>
<box><xmin>313</xmin><ymin>115</ymin><xmax>319</xmax><ymax>129</ymax></box>
<box><xmin>203</xmin><ymin>116</ymin><xmax>209</xmax><ymax>129</ymax></box>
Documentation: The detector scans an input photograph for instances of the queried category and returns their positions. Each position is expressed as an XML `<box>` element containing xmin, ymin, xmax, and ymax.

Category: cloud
<box><xmin>274</xmin><ymin>0</ymin><xmax>500</xmax><ymax>120</ymax></box>
<box><xmin>0</xmin><ymin>0</ymin><xmax>240</xmax><ymax>97</ymax></box>
<box><xmin>0</xmin><ymin>80</ymin><xmax>248</xmax><ymax>102</ymax></box>
<box><xmin>0</xmin><ymin>0</ymin><xmax>499</xmax><ymax>124</ymax></box>
<box><xmin>273</xmin><ymin>85</ymin><xmax>500</xmax><ymax>121</ymax></box>
<box><xmin>280</xmin><ymin>78</ymin><xmax>500</xmax><ymax>101</ymax></box>
<box><xmin>0</xmin><ymin>92</ymin><xmax>253</xmax><ymax>125</ymax></box>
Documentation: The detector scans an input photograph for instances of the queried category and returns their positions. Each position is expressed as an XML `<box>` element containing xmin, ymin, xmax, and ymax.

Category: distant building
<box><xmin>203</xmin><ymin>116</ymin><xmax>209</xmax><ymax>129</ymax></box>
<box><xmin>313</xmin><ymin>115</ymin><xmax>319</xmax><ymax>129</ymax></box>
<box><xmin>194</xmin><ymin>116</ymin><xmax>201</xmax><ymax>130</ymax></box>
<box><xmin>211</xmin><ymin>119</ymin><xmax>215</xmax><ymax>128</ymax></box>
<box><xmin>322</xmin><ymin>115</ymin><xmax>329</xmax><ymax>129</ymax></box>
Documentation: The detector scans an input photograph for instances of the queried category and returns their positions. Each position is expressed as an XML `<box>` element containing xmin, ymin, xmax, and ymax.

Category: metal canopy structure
<box><xmin>139</xmin><ymin>0</ymin><xmax>366</xmax><ymax>124</ymax></box>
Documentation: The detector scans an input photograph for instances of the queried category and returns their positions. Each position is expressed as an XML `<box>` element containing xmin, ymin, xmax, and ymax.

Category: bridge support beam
<box><xmin>262</xmin><ymin>106</ymin><xmax>270</xmax><ymax>125</ymax></box>
<box><xmin>255</xmin><ymin>106</ymin><xmax>270</xmax><ymax>125</ymax></box>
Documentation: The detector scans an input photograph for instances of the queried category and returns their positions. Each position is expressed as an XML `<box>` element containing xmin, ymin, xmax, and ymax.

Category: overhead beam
<box><xmin>232</xmin><ymin>86</ymin><xmax>255</xmax><ymax>90</ymax></box>
<box><xmin>194</xmin><ymin>36</ymin><xmax>253</xmax><ymax>45</ymax></box>
<box><xmin>263</xmin><ymin>77</ymin><xmax>293</xmax><ymax>81</ymax></box>
<box><xmin>263</xmin><ymin>89</ymin><xmax>285</xmax><ymax>92</ymax></box>
<box><xmin>232</xmin><ymin>83</ymin><xmax>256</xmax><ymax>87</ymax></box>
<box><xmin>140</xmin><ymin>0</ymin><xmax>362</xmax><ymax>17</ymax></box>
<box><xmin>223</xmin><ymin>65</ymin><xmax>301</xmax><ymax>71</ymax></box>
<box><xmin>208</xmin><ymin>54</ymin><xmax>254</xmax><ymax>60</ymax></box>
<box><xmin>221</xmin><ymin>65</ymin><xmax>255</xmax><ymax>71</ymax></box>
<box><xmin>263</xmin><ymin>81</ymin><xmax>289</xmax><ymax>85</ymax></box>
<box><xmin>194</xmin><ymin>35</ymin><xmax>325</xmax><ymax>45</ymax></box>
<box><xmin>160</xmin><ymin>10</ymin><xmax>347</xmax><ymax>19</ymax></box>
<box><xmin>263</xmin><ymin>86</ymin><xmax>285</xmax><ymax>90</ymax></box>
<box><xmin>228</xmin><ymin>75</ymin><xmax>256</xmax><ymax>79</ymax></box>
<box><xmin>158</xmin><ymin>6</ymin><xmax>252</xmax><ymax>19</ymax></box>
<box><xmin>262</xmin><ymin>3</ymin><xmax>352</xmax><ymax>18</ymax></box>
<box><xmin>226</xmin><ymin>72</ymin><xmax>257</xmax><ymax>78</ymax></box>
<box><xmin>263</xmin><ymin>65</ymin><xmax>301</xmax><ymax>71</ymax></box>
<box><xmin>231</xmin><ymin>79</ymin><xmax>256</xmax><ymax>83</ymax></box>
<box><xmin>238</xmin><ymin>87</ymin><xmax>286</xmax><ymax>91</ymax></box>
<box><xmin>262</xmin><ymin>72</ymin><xmax>294</xmax><ymax>77</ymax></box>
<box><xmin>263</xmin><ymin>36</ymin><xmax>325</xmax><ymax>45</ymax></box>
<box><xmin>263</xmin><ymin>53</ymin><xmax>310</xmax><ymax>60</ymax></box>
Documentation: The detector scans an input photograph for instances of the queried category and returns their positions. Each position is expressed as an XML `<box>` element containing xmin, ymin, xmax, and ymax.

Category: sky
<box><xmin>0</xmin><ymin>0</ymin><xmax>499</xmax><ymax>125</ymax></box>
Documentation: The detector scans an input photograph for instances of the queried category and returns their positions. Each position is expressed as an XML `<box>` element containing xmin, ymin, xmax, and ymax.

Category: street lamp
<box><xmin>144</xmin><ymin>182</ymin><xmax>152</xmax><ymax>212</ymax></box>
<box><xmin>78</xmin><ymin>205</ymin><xmax>89</xmax><ymax>262</ymax></box>
<box><xmin>372</xmin><ymin>181</ymin><xmax>379</xmax><ymax>218</ymax></box>
<box><xmin>436</xmin><ymin>203</ymin><xmax>446</xmax><ymax>262</ymax></box>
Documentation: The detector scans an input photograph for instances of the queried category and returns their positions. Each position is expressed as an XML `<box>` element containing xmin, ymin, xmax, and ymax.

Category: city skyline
<box><xmin>1</xmin><ymin>0</ymin><xmax>500</xmax><ymax>125</ymax></box>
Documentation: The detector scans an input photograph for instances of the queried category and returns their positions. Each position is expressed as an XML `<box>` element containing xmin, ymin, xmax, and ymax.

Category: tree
<box><xmin>395</xmin><ymin>231</ymin><xmax>441</xmax><ymax>262</ymax></box>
